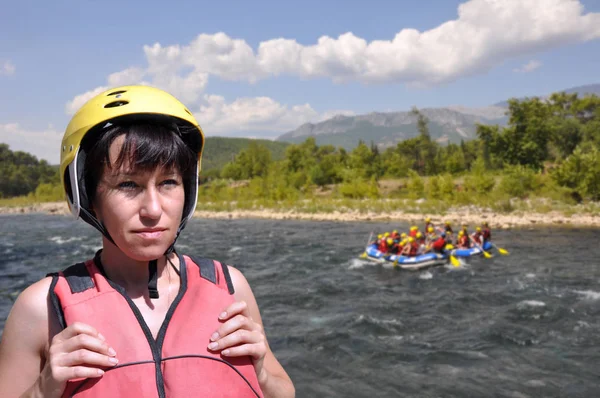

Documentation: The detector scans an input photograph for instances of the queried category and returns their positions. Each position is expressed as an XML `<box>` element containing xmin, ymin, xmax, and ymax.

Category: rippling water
<box><xmin>1</xmin><ymin>214</ymin><xmax>599</xmax><ymax>397</ymax></box>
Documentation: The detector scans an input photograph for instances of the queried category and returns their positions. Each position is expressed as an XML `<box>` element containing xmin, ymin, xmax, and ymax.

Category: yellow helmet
<box><xmin>401</xmin><ymin>232</ymin><xmax>407</xmax><ymax>238</ymax></box>
<box><xmin>427</xmin><ymin>226</ymin><xmax>434</xmax><ymax>233</ymax></box>
<box><xmin>445</xmin><ymin>221</ymin><xmax>451</xmax><ymax>225</ymax></box>
<box><xmin>476</xmin><ymin>227</ymin><xmax>482</xmax><ymax>232</ymax></box>
<box><xmin>60</xmin><ymin>85</ymin><xmax>204</xmax><ymax>226</ymax></box>
<box><xmin>410</xmin><ymin>226</ymin><xmax>418</xmax><ymax>231</ymax></box>
<box><xmin>458</xmin><ymin>230</ymin><xmax>464</xmax><ymax>236</ymax></box>
<box><xmin>393</xmin><ymin>230</ymin><xmax>398</xmax><ymax>234</ymax></box>
<box><xmin>384</xmin><ymin>232</ymin><xmax>390</xmax><ymax>237</ymax></box>
<box><xmin>416</xmin><ymin>232</ymin><xmax>423</xmax><ymax>238</ymax></box>
<box><xmin>408</xmin><ymin>237</ymin><xmax>415</xmax><ymax>242</ymax></box>
<box><xmin>425</xmin><ymin>217</ymin><xmax>431</xmax><ymax>222</ymax></box>
<box><xmin>377</xmin><ymin>234</ymin><xmax>383</xmax><ymax>239</ymax></box>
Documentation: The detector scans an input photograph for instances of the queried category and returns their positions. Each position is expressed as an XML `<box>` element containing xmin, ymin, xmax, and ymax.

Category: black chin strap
<box><xmin>148</xmin><ymin>259</ymin><xmax>159</xmax><ymax>299</ymax></box>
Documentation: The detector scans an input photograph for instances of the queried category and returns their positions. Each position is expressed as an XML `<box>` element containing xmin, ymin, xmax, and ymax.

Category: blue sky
<box><xmin>1</xmin><ymin>0</ymin><xmax>600</xmax><ymax>164</ymax></box>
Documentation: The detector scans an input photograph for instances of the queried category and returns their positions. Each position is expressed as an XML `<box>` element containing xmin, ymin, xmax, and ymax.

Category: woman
<box><xmin>0</xmin><ymin>86</ymin><xmax>294</xmax><ymax>397</ymax></box>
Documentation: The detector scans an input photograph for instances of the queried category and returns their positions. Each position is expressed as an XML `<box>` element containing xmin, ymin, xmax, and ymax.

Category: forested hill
<box><xmin>202</xmin><ymin>137</ymin><xmax>290</xmax><ymax>172</ymax></box>
<box><xmin>0</xmin><ymin>144</ymin><xmax>58</xmax><ymax>198</ymax></box>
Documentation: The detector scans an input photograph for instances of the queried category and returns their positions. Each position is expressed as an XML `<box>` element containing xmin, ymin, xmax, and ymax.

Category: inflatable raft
<box><xmin>363</xmin><ymin>244</ymin><xmax>448</xmax><ymax>270</ymax></box>
<box><xmin>451</xmin><ymin>241</ymin><xmax>493</xmax><ymax>257</ymax></box>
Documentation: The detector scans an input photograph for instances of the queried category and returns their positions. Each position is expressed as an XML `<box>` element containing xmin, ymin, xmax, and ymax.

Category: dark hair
<box><xmin>83</xmin><ymin>122</ymin><xmax>197</xmax><ymax>203</ymax></box>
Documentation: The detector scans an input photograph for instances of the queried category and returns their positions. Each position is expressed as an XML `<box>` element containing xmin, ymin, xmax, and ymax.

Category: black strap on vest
<box><xmin>148</xmin><ymin>259</ymin><xmax>159</xmax><ymax>299</ymax></box>
<box><xmin>63</xmin><ymin>262</ymin><xmax>95</xmax><ymax>293</ymax></box>
<box><xmin>190</xmin><ymin>256</ymin><xmax>235</xmax><ymax>295</ymax></box>
<box><xmin>46</xmin><ymin>273</ymin><xmax>67</xmax><ymax>330</ymax></box>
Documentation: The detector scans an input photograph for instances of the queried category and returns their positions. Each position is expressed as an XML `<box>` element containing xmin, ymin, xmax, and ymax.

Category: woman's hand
<box><xmin>37</xmin><ymin>322</ymin><xmax>118</xmax><ymax>398</ymax></box>
<box><xmin>207</xmin><ymin>301</ymin><xmax>268</xmax><ymax>380</ymax></box>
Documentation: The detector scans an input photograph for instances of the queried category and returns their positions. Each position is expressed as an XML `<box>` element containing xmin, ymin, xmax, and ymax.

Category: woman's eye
<box><xmin>118</xmin><ymin>181</ymin><xmax>138</xmax><ymax>189</ymax></box>
<box><xmin>162</xmin><ymin>179</ymin><xmax>179</xmax><ymax>186</ymax></box>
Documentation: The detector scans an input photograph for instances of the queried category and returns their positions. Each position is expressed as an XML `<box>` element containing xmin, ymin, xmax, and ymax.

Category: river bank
<box><xmin>1</xmin><ymin>201</ymin><xmax>599</xmax><ymax>228</ymax></box>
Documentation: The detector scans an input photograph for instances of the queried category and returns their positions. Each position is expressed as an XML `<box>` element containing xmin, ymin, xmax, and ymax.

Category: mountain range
<box><xmin>276</xmin><ymin>84</ymin><xmax>600</xmax><ymax>150</ymax></box>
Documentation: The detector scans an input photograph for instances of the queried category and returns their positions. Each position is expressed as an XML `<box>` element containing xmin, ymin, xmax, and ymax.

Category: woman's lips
<box><xmin>134</xmin><ymin>229</ymin><xmax>166</xmax><ymax>239</ymax></box>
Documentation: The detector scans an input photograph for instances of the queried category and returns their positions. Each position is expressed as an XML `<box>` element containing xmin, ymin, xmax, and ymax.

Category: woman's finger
<box><xmin>208</xmin><ymin>329</ymin><xmax>262</xmax><ymax>352</ymax></box>
<box><xmin>57</xmin><ymin>348</ymin><xmax>119</xmax><ymax>368</ymax></box>
<box><xmin>218</xmin><ymin>301</ymin><xmax>248</xmax><ymax>321</ymax></box>
<box><xmin>60</xmin><ymin>365</ymin><xmax>107</xmax><ymax>381</ymax></box>
<box><xmin>53</xmin><ymin>322</ymin><xmax>105</xmax><ymax>344</ymax></box>
<box><xmin>219</xmin><ymin>343</ymin><xmax>266</xmax><ymax>360</ymax></box>
<box><xmin>53</xmin><ymin>333</ymin><xmax>116</xmax><ymax>358</ymax></box>
<box><xmin>211</xmin><ymin>314</ymin><xmax>256</xmax><ymax>341</ymax></box>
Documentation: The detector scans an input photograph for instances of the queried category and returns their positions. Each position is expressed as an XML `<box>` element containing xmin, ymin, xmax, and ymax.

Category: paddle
<box><xmin>444</xmin><ymin>243</ymin><xmax>460</xmax><ymax>267</ymax></box>
<box><xmin>360</xmin><ymin>231</ymin><xmax>374</xmax><ymax>258</ymax></box>
<box><xmin>475</xmin><ymin>242</ymin><xmax>493</xmax><ymax>258</ymax></box>
<box><xmin>492</xmin><ymin>243</ymin><xmax>509</xmax><ymax>255</ymax></box>
<box><xmin>469</xmin><ymin>234</ymin><xmax>492</xmax><ymax>259</ymax></box>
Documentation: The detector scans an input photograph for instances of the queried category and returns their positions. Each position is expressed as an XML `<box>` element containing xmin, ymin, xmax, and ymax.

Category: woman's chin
<box><xmin>125</xmin><ymin>246</ymin><xmax>172</xmax><ymax>262</ymax></box>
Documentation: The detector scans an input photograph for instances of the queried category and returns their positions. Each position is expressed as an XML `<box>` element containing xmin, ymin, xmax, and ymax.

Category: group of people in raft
<box><xmin>370</xmin><ymin>218</ymin><xmax>492</xmax><ymax>257</ymax></box>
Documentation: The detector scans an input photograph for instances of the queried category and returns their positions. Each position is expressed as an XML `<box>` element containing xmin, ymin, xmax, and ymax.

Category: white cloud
<box><xmin>0</xmin><ymin>123</ymin><xmax>62</xmax><ymax>164</ymax></box>
<box><xmin>0</xmin><ymin>60</ymin><xmax>15</xmax><ymax>76</ymax></box>
<box><xmin>513</xmin><ymin>60</ymin><xmax>542</xmax><ymax>73</ymax></box>
<box><xmin>65</xmin><ymin>86</ymin><xmax>109</xmax><ymax>115</ymax></box>
<box><xmin>107</xmin><ymin>67</ymin><xmax>146</xmax><ymax>86</ymax></box>
<box><xmin>64</xmin><ymin>0</ymin><xmax>600</xmax><ymax>135</ymax></box>
<box><xmin>197</xmin><ymin>95</ymin><xmax>321</xmax><ymax>138</ymax></box>
<box><xmin>129</xmin><ymin>0</ymin><xmax>600</xmax><ymax>87</ymax></box>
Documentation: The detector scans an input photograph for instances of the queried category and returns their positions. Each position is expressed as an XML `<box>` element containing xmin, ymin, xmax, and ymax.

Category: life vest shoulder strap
<box><xmin>187</xmin><ymin>256</ymin><xmax>235</xmax><ymax>295</ymax></box>
<box><xmin>46</xmin><ymin>262</ymin><xmax>93</xmax><ymax>331</ymax></box>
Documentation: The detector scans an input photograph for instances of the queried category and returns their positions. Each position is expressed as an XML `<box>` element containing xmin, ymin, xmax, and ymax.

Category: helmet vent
<box><xmin>107</xmin><ymin>90</ymin><xmax>127</xmax><ymax>96</ymax></box>
<box><xmin>184</xmin><ymin>108</ymin><xmax>192</xmax><ymax>116</ymax></box>
<box><xmin>104</xmin><ymin>101</ymin><xmax>129</xmax><ymax>108</ymax></box>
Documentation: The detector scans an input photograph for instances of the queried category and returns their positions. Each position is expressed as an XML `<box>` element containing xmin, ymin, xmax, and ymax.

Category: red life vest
<box><xmin>483</xmin><ymin>228</ymin><xmax>491</xmax><ymax>241</ymax></box>
<box><xmin>409</xmin><ymin>242</ymin><xmax>418</xmax><ymax>256</ymax></box>
<box><xmin>48</xmin><ymin>252</ymin><xmax>263</xmax><ymax>398</ymax></box>
<box><xmin>431</xmin><ymin>237</ymin><xmax>446</xmax><ymax>252</ymax></box>
<box><xmin>458</xmin><ymin>235</ymin><xmax>470</xmax><ymax>248</ymax></box>
<box><xmin>378</xmin><ymin>240</ymin><xmax>388</xmax><ymax>252</ymax></box>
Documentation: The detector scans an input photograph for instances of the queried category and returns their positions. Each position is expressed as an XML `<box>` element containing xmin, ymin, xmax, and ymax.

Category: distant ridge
<box><xmin>277</xmin><ymin>83</ymin><xmax>600</xmax><ymax>150</ymax></box>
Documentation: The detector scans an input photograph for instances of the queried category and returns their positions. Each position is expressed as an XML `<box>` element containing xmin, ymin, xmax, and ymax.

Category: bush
<box><xmin>29</xmin><ymin>183</ymin><xmax>64</xmax><ymax>202</ymax></box>
<box><xmin>338</xmin><ymin>178</ymin><xmax>380</xmax><ymax>199</ymax></box>
<box><xmin>497</xmin><ymin>165</ymin><xmax>540</xmax><ymax>198</ymax></box>
<box><xmin>426</xmin><ymin>175</ymin><xmax>444</xmax><ymax>200</ymax></box>
<box><xmin>406</xmin><ymin>169</ymin><xmax>424</xmax><ymax>199</ymax></box>
<box><xmin>552</xmin><ymin>145</ymin><xmax>600</xmax><ymax>200</ymax></box>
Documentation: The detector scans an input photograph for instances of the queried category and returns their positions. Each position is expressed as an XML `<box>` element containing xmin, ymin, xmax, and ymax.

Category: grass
<box><xmin>3</xmin><ymin>177</ymin><xmax>599</xmax><ymax>220</ymax></box>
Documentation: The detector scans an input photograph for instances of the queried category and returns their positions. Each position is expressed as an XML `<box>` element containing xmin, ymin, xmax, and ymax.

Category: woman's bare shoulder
<box><xmin>5</xmin><ymin>277</ymin><xmax>55</xmax><ymax>338</ymax></box>
<box><xmin>15</xmin><ymin>276</ymin><xmax>54</xmax><ymax>318</ymax></box>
